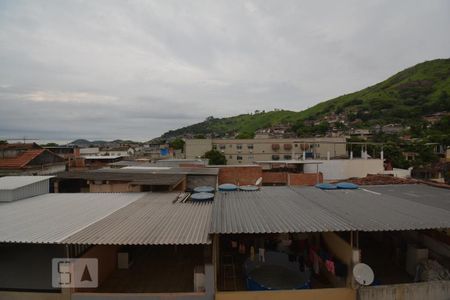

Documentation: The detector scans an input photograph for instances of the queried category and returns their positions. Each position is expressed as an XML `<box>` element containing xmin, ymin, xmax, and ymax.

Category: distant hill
<box><xmin>161</xmin><ymin>59</ymin><xmax>450</xmax><ymax>139</ymax></box>
<box><xmin>69</xmin><ymin>139</ymin><xmax>140</xmax><ymax>147</ymax></box>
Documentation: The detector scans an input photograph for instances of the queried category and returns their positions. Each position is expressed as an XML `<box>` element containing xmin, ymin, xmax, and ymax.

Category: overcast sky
<box><xmin>0</xmin><ymin>0</ymin><xmax>449</xmax><ymax>142</ymax></box>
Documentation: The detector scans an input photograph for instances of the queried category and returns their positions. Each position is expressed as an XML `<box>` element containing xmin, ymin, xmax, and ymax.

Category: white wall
<box><xmin>304</xmin><ymin>159</ymin><xmax>384</xmax><ymax>180</ymax></box>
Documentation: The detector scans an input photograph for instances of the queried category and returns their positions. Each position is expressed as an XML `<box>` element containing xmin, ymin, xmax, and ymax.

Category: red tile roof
<box><xmin>0</xmin><ymin>143</ymin><xmax>41</xmax><ymax>150</ymax></box>
<box><xmin>0</xmin><ymin>149</ymin><xmax>45</xmax><ymax>169</ymax></box>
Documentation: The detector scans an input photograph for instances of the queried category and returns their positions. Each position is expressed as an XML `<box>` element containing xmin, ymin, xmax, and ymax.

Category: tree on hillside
<box><xmin>170</xmin><ymin>138</ymin><xmax>185</xmax><ymax>151</ymax></box>
<box><xmin>236</xmin><ymin>132</ymin><xmax>254</xmax><ymax>139</ymax></box>
<box><xmin>203</xmin><ymin>149</ymin><xmax>227</xmax><ymax>165</ymax></box>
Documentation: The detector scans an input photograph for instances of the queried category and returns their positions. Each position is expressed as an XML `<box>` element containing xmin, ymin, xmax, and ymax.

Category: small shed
<box><xmin>0</xmin><ymin>176</ymin><xmax>53</xmax><ymax>202</ymax></box>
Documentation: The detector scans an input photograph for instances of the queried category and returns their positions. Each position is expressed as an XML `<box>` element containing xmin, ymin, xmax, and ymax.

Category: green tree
<box><xmin>203</xmin><ymin>149</ymin><xmax>227</xmax><ymax>165</ymax></box>
<box><xmin>236</xmin><ymin>132</ymin><xmax>254</xmax><ymax>139</ymax></box>
<box><xmin>170</xmin><ymin>138</ymin><xmax>185</xmax><ymax>150</ymax></box>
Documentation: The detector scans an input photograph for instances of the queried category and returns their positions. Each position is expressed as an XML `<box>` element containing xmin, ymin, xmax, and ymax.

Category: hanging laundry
<box><xmin>250</xmin><ymin>246</ymin><xmax>255</xmax><ymax>261</ymax></box>
<box><xmin>325</xmin><ymin>259</ymin><xmax>335</xmax><ymax>275</ymax></box>
<box><xmin>258</xmin><ymin>248</ymin><xmax>265</xmax><ymax>263</ymax></box>
<box><xmin>312</xmin><ymin>251</ymin><xmax>320</xmax><ymax>274</ymax></box>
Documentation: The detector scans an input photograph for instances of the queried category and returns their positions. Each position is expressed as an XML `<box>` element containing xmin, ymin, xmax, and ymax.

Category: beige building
<box><xmin>184</xmin><ymin>137</ymin><xmax>348</xmax><ymax>164</ymax></box>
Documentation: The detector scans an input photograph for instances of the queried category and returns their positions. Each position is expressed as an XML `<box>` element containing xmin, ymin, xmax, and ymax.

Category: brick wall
<box><xmin>288</xmin><ymin>173</ymin><xmax>323</xmax><ymax>186</ymax></box>
<box><xmin>218</xmin><ymin>166</ymin><xmax>262</xmax><ymax>185</ymax></box>
<box><xmin>262</xmin><ymin>172</ymin><xmax>288</xmax><ymax>185</ymax></box>
<box><xmin>262</xmin><ymin>172</ymin><xmax>323</xmax><ymax>186</ymax></box>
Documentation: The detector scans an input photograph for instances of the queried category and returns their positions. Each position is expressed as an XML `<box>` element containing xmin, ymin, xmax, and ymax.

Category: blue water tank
<box><xmin>218</xmin><ymin>183</ymin><xmax>238</xmax><ymax>191</ymax></box>
<box><xmin>193</xmin><ymin>186</ymin><xmax>215</xmax><ymax>193</ymax></box>
<box><xmin>336</xmin><ymin>182</ymin><xmax>359</xmax><ymax>189</ymax></box>
<box><xmin>191</xmin><ymin>192</ymin><xmax>214</xmax><ymax>202</ymax></box>
<box><xmin>315</xmin><ymin>183</ymin><xmax>338</xmax><ymax>190</ymax></box>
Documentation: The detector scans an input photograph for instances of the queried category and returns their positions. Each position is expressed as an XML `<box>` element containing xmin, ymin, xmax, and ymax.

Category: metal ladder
<box><xmin>222</xmin><ymin>254</ymin><xmax>237</xmax><ymax>291</ymax></box>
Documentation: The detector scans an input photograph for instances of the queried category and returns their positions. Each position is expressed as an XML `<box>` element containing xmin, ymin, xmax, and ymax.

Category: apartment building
<box><xmin>184</xmin><ymin>137</ymin><xmax>348</xmax><ymax>164</ymax></box>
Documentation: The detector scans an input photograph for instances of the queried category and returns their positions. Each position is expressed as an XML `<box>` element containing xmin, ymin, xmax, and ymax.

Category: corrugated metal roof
<box><xmin>357</xmin><ymin>184</ymin><xmax>450</xmax><ymax>211</ymax></box>
<box><xmin>57</xmin><ymin>170</ymin><xmax>186</xmax><ymax>186</ymax></box>
<box><xmin>0</xmin><ymin>193</ymin><xmax>144</xmax><ymax>243</ymax></box>
<box><xmin>211</xmin><ymin>187</ymin><xmax>353</xmax><ymax>234</ymax></box>
<box><xmin>0</xmin><ymin>176</ymin><xmax>54</xmax><ymax>190</ymax></box>
<box><xmin>211</xmin><ymin>185</ymin><xmax>450</xmax><ymax>234</ymax></box>
<box><xmin>118</xmin><ymin>166</ymin><xmax>219</xmax><ymax>175</ymax></box>
<box><xmin>292</xmin><ymin>187</ymin><xmax>450</xmax><ymax>231</ymax></box>
<box><xmin>63</xmin><ymin>193</ymin><xmax>212</xmax><ymax>245</ymax></box>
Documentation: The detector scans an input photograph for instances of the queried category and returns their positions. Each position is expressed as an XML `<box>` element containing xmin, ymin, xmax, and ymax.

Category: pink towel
<box><xmin>325</xmin><ymin>259</ymin><xmax>335</xmax><ymax>275</ymax></box>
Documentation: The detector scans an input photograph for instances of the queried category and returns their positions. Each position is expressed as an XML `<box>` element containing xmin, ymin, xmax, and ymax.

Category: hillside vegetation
<box><xmin>161</xmin><ymin>59</ymin><xmax>450</xmax><ymax>140</ymax></box>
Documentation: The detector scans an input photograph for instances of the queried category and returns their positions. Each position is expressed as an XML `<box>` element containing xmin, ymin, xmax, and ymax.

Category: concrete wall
<box><xmin>358</xmin><ymin>281</ymin><xmax>450</xmax><ymax>300</ymax></box>
<box><xmin>185</xmin><ymin>139</ymin><xmax>213</xmax><ymax>160</ymax></box>
<box><xmin>0</xmin><ymin>291</ymin><xmax>64</xmax><ymax>300</ymax></box>
<box><xmin>72</xmin><ymin>292</ymin><xmax>209</xmax><ymax>300</ymax></box>
<box><xmin>215</xmin><ymin>288</ymin><xmax>355</xmax><ymax>300</ymax></box>
<box><xmin>187</xmin><ymin>175</ymin><xmax>218</xmax><ymax>190</ymax></box>
<box><xmin>304</xmin><ymin>159</ymin><xmax>384</xmax><ymax>180</ymax></box>
<box><xmin>89</xmin><ymin>182</ymin><xmax>141</xmax><ymax>193</ymax></box>
<box><xmin>79</xmin><ymin>245</ymin><xmax>120</xmax><ymax>289</ymax></box>
<box><xmin>0</xmin><ymin>243</ymin><xmax>64</xmax><ymax>291</ymax></box>
<box><xmin>218</xmin><ymin>166</ymin><xmax>262</xmax><ymax>185</ymax></box>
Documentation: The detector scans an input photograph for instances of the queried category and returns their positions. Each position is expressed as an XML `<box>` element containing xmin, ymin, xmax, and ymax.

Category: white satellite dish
<box><xmin>353</xmin><ymin>263</ymin><xmax>374</xmax><ymax>286</ymax></box>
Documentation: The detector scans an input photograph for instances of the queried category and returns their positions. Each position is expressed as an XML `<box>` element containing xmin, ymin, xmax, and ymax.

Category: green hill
<box><xmin>161</xmin><ymin>59</ymin><xmax>450</xmax><ymax>139</ymax></box>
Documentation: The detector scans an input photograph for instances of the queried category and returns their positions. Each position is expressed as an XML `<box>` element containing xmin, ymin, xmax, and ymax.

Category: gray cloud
<box><xmin>0</xmin><ymin>0</ymin><xmax>449</xmax><ymax>141</ymax></box>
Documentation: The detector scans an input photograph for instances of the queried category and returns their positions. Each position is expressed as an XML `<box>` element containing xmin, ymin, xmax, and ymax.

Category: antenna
<box><xmin>353</xmin><ymin>263</ymin><xmax>374</xmax><ymax>286</ymax></box>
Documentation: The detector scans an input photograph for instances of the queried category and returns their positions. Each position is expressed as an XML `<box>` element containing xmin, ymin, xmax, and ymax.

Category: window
<box><xmin>237</xmin><ymin>155</ymin><xmax>243</xmax><ymax>160</ymax></box>
<box><xmin>236</xmin><ymin>144</ymin><xmax>243</xmax><ymax>150</ymax></box>
<box><xmin>284</xmin><ymin>154</ymin><xmax>292</xmax><ymax>160</ymax></box>
<box><xmin>294</xmin><ymin>144</ymin><xmax>298</xmax><ymax>147</ymax></box>
<box><xmin>283</xmin><ymin>144</ymin><xmax>292</xmax><ymax>150</ymax></box>
<box><xmin>272</xmin><ymin>154</ymin><xmax>280</xmax><ymax>160</ymax></box>
<box><xmin>219</xmin><ymin>144</ymin><xmax>226</xmax><ymax>149</ymax></box>
<box><xmin>213</xmin><ymin>145</ymin><xmax>217</xmax><ymax>150</ymax></box>
<box><xmin>229</xmin><ymin>155</ymin><xmax>232</xmax><ymax>159</ymax></box>
<box><xmin>247</xmin><ymin>144</ymin><xmax>254</xmax><ymax>149</ymax></box>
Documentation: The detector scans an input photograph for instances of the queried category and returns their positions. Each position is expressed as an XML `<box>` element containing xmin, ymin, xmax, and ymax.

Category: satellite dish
<box><xmin>353</xmin><ymin>263</ymin><xmax>374</xmax><ymax>286</ymax></box>
<box><xmin>255</xmin><ymin>177</ymin><xmax>263</xmax><ymax>186</ymax></box>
